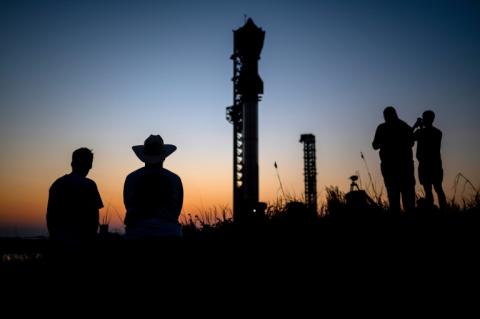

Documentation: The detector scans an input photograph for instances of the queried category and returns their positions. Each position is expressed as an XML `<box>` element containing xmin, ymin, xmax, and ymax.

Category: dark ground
<box><xmin>1</xmin><ymin>208</ymin><xmax>478</xmax><ymax>313</ymax></box>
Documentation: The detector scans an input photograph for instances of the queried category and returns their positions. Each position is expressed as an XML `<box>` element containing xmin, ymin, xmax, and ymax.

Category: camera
<box><xmin>414</xmin><ymin>117</ymin><xmax>423</xmax><ymax>128</ymax></box>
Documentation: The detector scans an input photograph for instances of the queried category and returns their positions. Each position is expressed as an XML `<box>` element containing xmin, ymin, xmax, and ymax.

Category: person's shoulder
<box><xmin>84</xmin><ymin>177</ymin><xmax>98</xmax><ymax>188</ymax></box>
<box><xmin>68</xmin><ymin>174</ymin><xmax>98</xmax><ymax>190</ymax></box>
<box><xmin>126</xmin><ymin>167</ymin><xmax>146</xmax><ymax>180</ymax></box>
<box><xmin>53</xmin><ymin>174</ymin><xmax>69</xmax><ymax>183</ymax></box>
<box><xmin>398</xmin><ymin>119</ymin><xmax>411</xmax><ymax>129</ymax></box>
<box><xmin>432</xmin><ymin>126</ymin><xmax>442</xmax><ymax>135</ymax></box>
<box><xmin>50</xmin><ymin>174</ymin><xmax>68</xmax><ymax>190</ymax></box>
<box><xmin>162</xmin><ymin>168</ymin><xmax>182</xmax><ymax>182</ymax></box>
<box><xmin>67</xmin><ymin>173</ymin><xmax>97</xmax><ymax>187</ymax></box>
<box><xmin>375</xmin><ymin>122</ymin><xmax>387</xmax><ymax>132</ymax></box>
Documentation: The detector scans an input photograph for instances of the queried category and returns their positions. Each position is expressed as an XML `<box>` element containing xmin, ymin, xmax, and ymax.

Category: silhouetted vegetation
<box><xmin>1</xmin><ymin>186</ymin><xmax>479</xmax><ymax>288</ymax></box>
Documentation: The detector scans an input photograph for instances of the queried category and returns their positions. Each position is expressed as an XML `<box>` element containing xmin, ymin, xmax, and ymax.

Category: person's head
<box><xmin>132</xmin><ymin>134</ymin><xmax>176</xmax><ymax>167</ymax></box>
<box><xmin>422</xmin><ymin>110</ymin><xmax>435</xmax><ymax>127</ymax></box>
<box><xmin>383</xmin><ymin>106</ymin><xmax>398</xmax><ymax>123</ymax></box>
<box><xmin>71</xmin><ymin>148</ymin><xmax>93</xmax><ymax>176</ymax></box>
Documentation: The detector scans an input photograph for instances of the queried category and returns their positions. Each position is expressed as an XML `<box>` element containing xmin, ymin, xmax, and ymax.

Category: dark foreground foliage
<box><xmin>1</xmin><ymin>192</ymin><xmax>478</xmax><ymax>312</ymax></box>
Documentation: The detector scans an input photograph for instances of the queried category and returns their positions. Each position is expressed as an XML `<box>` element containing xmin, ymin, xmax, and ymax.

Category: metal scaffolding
<box><xmin>226</xmin><ymin>18</ymin><xmax>265</xmax><ymax>221</ymax></box>
<box><xmin>300</xmin><ymin>134</ymin><xmax>317</xmax><ymax>213</ymax></box>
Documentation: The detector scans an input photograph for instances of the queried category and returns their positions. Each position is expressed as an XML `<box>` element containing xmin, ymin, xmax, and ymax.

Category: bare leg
<box><xmin>386</xmin><ymin>184</ymin><xmax>400</xmax><ymax>213</ymax></box>
<box><xmin>423</xmin><ymin>183</ymin><xmax>434</xmax><ymax>207</ymax></box>
<box><xmin>433</xmin><ymin>183</ymin><xmax>447</xmax><ymax>210</ymax></box>
<box><xmin>401</xmin><ymin>185</ymin><xmax>416</xmax><ymax>213</ymax></box>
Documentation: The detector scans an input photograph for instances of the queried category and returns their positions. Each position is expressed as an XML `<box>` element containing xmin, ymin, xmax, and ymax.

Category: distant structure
<box><xmin>299</xmin><ymin>134</ymin><xmax>317</xmax><ymax>213</ymax></box>
<box><xmin>226</xmin><ymin>18</ymin><xmax>265</xmax><ymax>221</ymax></box>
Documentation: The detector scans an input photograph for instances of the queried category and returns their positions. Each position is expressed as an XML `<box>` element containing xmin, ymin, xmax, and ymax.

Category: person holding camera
<box><xmin>413</xmin><ymin>110</ymin><xmax>447</xmax><ymax>210</ymax></box>
<box><xmin>372</xmin><ymin>106</ymin><xmax>416</xmax><ymax>213</ymax></box>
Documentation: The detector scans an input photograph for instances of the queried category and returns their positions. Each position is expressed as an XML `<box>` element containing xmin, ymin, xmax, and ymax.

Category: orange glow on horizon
<box><xmin>1</xmin><ymin>147</ymin><xmax>478</xmax><ymax>235</ymax></box>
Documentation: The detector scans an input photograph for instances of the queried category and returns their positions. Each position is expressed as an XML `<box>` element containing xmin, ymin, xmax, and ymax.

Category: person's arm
<box><xmin>46</xmin><ymin>184</ymin><xmax>58</xmax><ymax>234</ymax></box>
<box><xmin>123</xmin><ymin>175</ymin><xmax>133</xmax><ymax>226</ymax></box>
<box><xmin>372</xmin><ymin>126</ymin><xmax>382</xmax><ymax>150</ymax></box>
<box><xmin>173</xmin><ymin>177</ymin><xmax>184</xmax><ymax>219</ymax></box>
<box><xmin>406</xmin><ymin>123</ymin><xmax>415</xmax><ymax>147</ymax></box>
<box><xmin>438</xmin><ymin>129</ymin><xmax>443</xmax><ymax>152</ymax></box>
<box><xmin>87</xmin><ymin>181</ymin><xmax>103</xmax><ymax>234</ymax></box>
<box><xmin>92</xmin><ymin>182</ymin><xmax>104</xmax><ymax>210</ymax></box>
<box><xmin>412</xmin><ymin>118</ymin><xmax>423</xmax><ymax>140</ymax></box>
<box><xmin>412</xmin><ymin>129</ymin><xmax>419</xmax><ymax>142</ymax></box>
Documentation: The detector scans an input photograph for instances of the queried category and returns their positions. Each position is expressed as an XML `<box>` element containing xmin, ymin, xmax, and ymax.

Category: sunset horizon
<box><xmin>1</xmin><ymin>0</ymin><xmax>479</xmax><ymax>237</ymax></box>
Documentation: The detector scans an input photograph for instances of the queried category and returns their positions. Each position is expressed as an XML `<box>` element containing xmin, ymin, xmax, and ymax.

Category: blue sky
<box><xmin>1</xmin><ymin>0</ymin><xmax>479</xmax><ymax>235</ymax></box>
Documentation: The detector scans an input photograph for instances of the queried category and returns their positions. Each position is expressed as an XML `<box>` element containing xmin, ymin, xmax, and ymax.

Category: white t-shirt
<box><xmin>123</xmin><ymin>166</ymin><xmax>183</xmax><ymax>238</ymax></box>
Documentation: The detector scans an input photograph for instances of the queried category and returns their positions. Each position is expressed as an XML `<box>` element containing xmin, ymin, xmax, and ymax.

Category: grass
<box><xmin>177</xmin><ymin>181</ymin><xmax>479</xmax><ymax>234</ymax></box>
<box><xmin>1</xmin><ymin>195</ymin><xmax>478</xmax><ymax>309</ymax></box>
<box><xmin>1</xmin><ymin>183</ymin><xmax>479</xmax><ymax>284</ymax></box>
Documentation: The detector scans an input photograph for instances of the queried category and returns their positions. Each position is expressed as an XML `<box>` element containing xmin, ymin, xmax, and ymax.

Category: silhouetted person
<box><xmin>413</xmin><ymin>110</ymin><xmax>447</xmax><ymax>210</ymax></box>
<box><xmin>47</xmin><ymin>148</ymin><xmax>103</xmax><ymax>244</ymax></box>
<box><xmin>372</xmin><ymin>106</ymin><xmax>415</xmax><ymax>213</ymax></box>
<box><xmin>124</xmin><ymin>135</ymin><xmax>183</xmax><ymax>238</ymax></box>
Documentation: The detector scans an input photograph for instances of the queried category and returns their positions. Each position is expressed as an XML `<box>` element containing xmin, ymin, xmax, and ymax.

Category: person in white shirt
<box><xmin>124</xmin><ymin>135</ymin><xmax>183</xmax><ymax>238</ymax></box>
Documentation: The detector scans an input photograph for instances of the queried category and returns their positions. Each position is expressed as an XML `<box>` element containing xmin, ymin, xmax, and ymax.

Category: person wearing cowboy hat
<box><xmin>123</xmin><ymin>134</ymin><xmax>183</xmax><ymax>238</ymax></box>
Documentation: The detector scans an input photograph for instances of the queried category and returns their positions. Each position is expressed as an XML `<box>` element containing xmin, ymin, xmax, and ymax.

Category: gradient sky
<box><xmin>1</xmin><ymin>0</ymin><xmax>479</xmax><ymax>236</ymax></box>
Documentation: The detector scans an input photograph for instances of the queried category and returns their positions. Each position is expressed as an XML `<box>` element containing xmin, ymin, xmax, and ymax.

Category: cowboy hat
<box><xmin>132</xmin><ymin>134</ymin><xmax>176</xmax><ymax>164</ymax></box>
